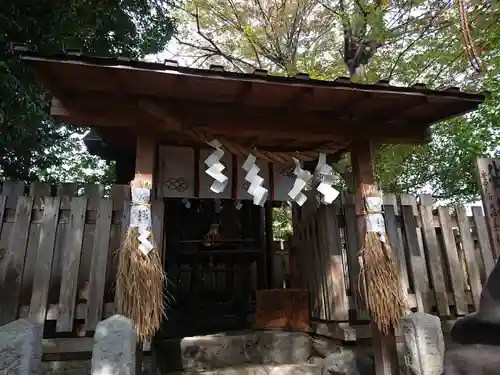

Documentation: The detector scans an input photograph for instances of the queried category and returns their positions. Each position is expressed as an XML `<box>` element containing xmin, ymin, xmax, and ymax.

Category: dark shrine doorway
<box><xmin>159</xmin><ymin>198</ymin><xmax>269</xmax><ymax>338</ymax></box>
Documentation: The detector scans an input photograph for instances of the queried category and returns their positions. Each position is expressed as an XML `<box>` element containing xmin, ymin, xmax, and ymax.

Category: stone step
<box><xmin>165</xmin><ymin>364</ymin><xmax>322</xmax><ymax>375</ymax></box>
<box><xmin>155</xmin><ymin>330</ymin><xmax>313</xmax><ymax>372</ymax></box>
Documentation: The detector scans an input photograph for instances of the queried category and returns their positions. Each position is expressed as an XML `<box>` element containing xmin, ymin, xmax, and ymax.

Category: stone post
<box><xmin>401</xmin><ymin>312</ymin><xmax>444</xmax><ymax>375</ymax></box>
<box><xmin>0</xmin><ymin>318</ymin><xmax>42</xmax><ymax>375</ymax></box>
<box><xmin>91</xmin><ymin>315</ymin><xmax>136</xmax><ymax>375</ymax></box>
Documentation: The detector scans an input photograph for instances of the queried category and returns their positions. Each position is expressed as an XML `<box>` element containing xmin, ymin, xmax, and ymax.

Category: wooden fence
<box><xmin>0</xmin><ymin>181</ymin><xmax>163</xmax><ymax>353</ymax></box>
<box><xmin>292</xmin><ymin>193</ymin><xmax>495</xmax><ymax>340</ymax></box>
<box><xmin>1</xmin><ymin>179</ymin><xmax>497</xmax><ymax>348</ymax></box>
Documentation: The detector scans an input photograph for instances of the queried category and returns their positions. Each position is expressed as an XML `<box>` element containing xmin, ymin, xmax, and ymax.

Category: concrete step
<box><xmin>165</xmin><ymin>364</ymin><xmax>322</xmax><ymax>375</ymax></box>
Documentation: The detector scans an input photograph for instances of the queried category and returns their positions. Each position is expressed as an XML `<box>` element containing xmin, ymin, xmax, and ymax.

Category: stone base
<box><xmin>156</xmin><ymin>330</ymin><xmax>313</xmax><ymax>372</ymax></box>
<box><xmin>168</xmin><ymin>364</ymin><xmax>321</xmax><ymax>375</ymax></box>
<box><xmin>180</xmin><ymin>330</ymin><xmax>312</xmax><ymax>370</ymax></box>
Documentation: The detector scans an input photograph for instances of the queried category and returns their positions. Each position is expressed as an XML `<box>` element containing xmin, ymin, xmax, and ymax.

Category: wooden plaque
<box><xmin>157</xmin><ymin>146</ymin><xmax>196</xmax><ymax>198</ymax></box>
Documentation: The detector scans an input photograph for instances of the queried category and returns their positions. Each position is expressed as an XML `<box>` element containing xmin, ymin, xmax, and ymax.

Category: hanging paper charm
<box><xmin>205</xmin><ymin>139</ymin><xmax>229</xmax><ymax>194</ymax></box>
<box><xmin>130</xmin><ymin>187</ymin><xmax>154</xmax><ymax>256</ymax></box>
<box><xmin>315</xmin><ymin>153</ymin><xmax>340</xmax><ymax>205</ymax></box>
<box><xmin>288</xmin><ymin>157</ymin><xmax>311</xmax><ymax>206</ymax></box>
<box><xmin>242</xmin><ymin>153</ymin><xmax>268</xmax><ymax>206</ymax></box>
<box><xmin>365</xmin><ymin>195</ymin><xmax>387</xmax><ymax>243</ymax></box>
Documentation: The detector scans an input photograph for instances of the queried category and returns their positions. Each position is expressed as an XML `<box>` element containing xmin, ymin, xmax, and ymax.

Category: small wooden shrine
<box><xmin>19</xmin><ymin>47</ymin><xmax>485</xmax><ymax>374</ymax></box>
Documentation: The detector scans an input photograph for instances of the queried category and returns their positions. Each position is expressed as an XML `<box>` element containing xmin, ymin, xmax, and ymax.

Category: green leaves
<box><xmin>0</xmin><ymin>0</ymin><xmax>175</xmax><ymax>183</ymax></box>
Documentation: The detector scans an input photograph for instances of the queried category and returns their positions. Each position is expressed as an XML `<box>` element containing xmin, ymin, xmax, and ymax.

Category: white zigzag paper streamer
<box><xmin>288</xmin><ymin>157</ymin><xmax>311</xmax><ymax>206</ymax></box>
<box><xmin>315</xmin><ymin>153</ymin><xmax>340</xmax><ymax>205</ymax></box>
<box><xmin>242</xmin><ymin>154</ymin><xmax>268</xmax><ymax>206</ymax></box>
<box><xmin>205</xmin><ymin>139</ymin><xmax>229</xmax><ymax>194</ymax></box>
<box><xmin>138</xmin><ymin>227</ymin><xmax>154</xmax><ymax>256</ymax></box>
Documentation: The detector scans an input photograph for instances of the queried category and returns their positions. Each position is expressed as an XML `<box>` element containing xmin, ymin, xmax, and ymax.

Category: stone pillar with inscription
<box><xmin>476</xmin><ymin>158</ymin><xmax>500</xmax><ymax>259</ymax></box>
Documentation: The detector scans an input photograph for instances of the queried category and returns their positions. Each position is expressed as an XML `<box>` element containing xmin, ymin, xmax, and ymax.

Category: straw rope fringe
<box><xmin>115</xmin><ymin>179</ymin><xmax>166</xmax><ymax>342</ymax></box>
<box><xmin>358</xmin><ymin>187</ymin><xmax>407</xmax><ymax>334</ymax></box>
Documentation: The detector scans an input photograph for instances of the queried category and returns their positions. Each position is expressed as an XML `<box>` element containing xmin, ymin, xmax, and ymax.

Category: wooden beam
<box><xmin>350</xmin><ymin>139</ymin><xmax>399</xmax><ymax>375</ymax></box>
<box><xmin>51</xmin><ymin>95</ymin><xmax>430</xmax><ymax>145</ymax></box>
<box><xmin>137</xmin><ymin>99</ymin><xmax>183</xmax><ymax>132</ymax></box>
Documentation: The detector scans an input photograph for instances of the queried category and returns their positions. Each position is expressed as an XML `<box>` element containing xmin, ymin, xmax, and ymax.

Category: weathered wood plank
<box><xmin>21</xmin><ymin>183</ymin><xmax>52</xmax><ymax>302</ymax></box>
<box><xmin>57</xmin><ymin>183</ymin><xmax>78</xmax><ymax>197</ymax></box>
<box><xmin>114</xmin><ymin>200</ymin><xmax>131</xmax><ymax>310</ymax></box>
<box><xmin>78</xmin><ymin>184</ymin><xmax>104</xmax><ymax>305</ymax></box>
<box><xmin>0</xmin><ymin>196</ymin><xmax>34</xmax><ymax>324</ymax></box>
<box><xmin>343</xmin><ymin>193</ymin><xmax>368</xmax><ymax>320</ymax></box>
<box><xmin>0</xmin><ymin>195</ymin><xmax>6</xmax><ymax>256</ymax></box>
<box><xmin>312</xmin><ymin>217</ymin><xmax>328</xmax><ymax>320</ymax></box>
<box><xmin>19</xmin><ymin>302</ymin><xmax>114</xmax><ymax>321</ymax></box>
<box><xmin>1</xmin><ymin>180</ymin><xmax>25</xmax><ymax>208</ymax></box>
<box><xmin>303</xmin><ymin>223</ymin><xmax>318</xmax><ymax>317</ymax></box>
<box><xmin>472</xmin><ymin>206</ymin><xmax>496</xmax><ymax>280</ymax></box>
<box><xmin>418</xmin><ymin>195</ymin><xmax>450</xmax><ymax>316</ymax></box>
<box><xmin>107</xmin><ymin>185</ymin><xmax>129</xmax><ymax>299</ymax></box>
<box><xmin>28</xmin><ymin>197</ymin><xmax>61</xmax><ymax>324</ymax></box>
<box><xmin>29</xmin><ymin>182</ymin><xmax>52</xmax><ymax>206</ymax></box>
<box><xmin>151</xmin><ymin>200</ymin><xmax>165</xmax><ymax>263</ymax></box>
<box><xmin>56</xmin><ymin>197</ymin><xmax>88</xmax><ymax>332</ymax></box>
<box><xmin>437</xmin><ymin>206</ymin><xmax>468</xmax><ymax>315</ymax></box>
<box><xmin>383</xmin><ymin>194</ymin><xmax>409</xmax><ymax>301</ymax></box>
<box><xmin>456</xmin><ymin>205</ymin><xmax>482</xmax><ymax>310</ymax></box>
<box><xmin>400</xmin><ymin>194</ymin><xmax>427</xmax><ymax>312</ymax></box>
<box><xmin>319</xmin><ymin>202</ymin><xmax>349</xmax><ymax>321</ymax></box>
<box><xmin>85</xmin><ymin>198</ymin><xmax>113</xmax><ymax>331</ymax></box>
<box><xmin>83</xmin><ymin>184</ymin><xmax>105</xmax><ymax>200</ymax></box>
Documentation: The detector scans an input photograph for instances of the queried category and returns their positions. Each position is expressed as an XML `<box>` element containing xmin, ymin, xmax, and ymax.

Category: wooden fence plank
<box><xmin>84</xmin><ymin>184</ymin><xmax>105</xmax><ymax>199</ymax></box>
<box><xmin>319</xmin><ymin>202</ymin><xmax>349</xmax><ymax>321</ymax></box>
<box><xmin>343</xmin><ymin>194</ymin><xmax>368</xmax><ymax>320</ymax></box>
<box><xmin>472</xmin><ymin>206</ymin><xmax>496</xmax><ymax>280</ymax></box>
<box><xmin>311</xmin><ymin>217</ymin><xmax>327</xmax><ymax>320</ymax></box>
<box><xmin>114</xmin><ymin>200</ymin><xmax>131</xmax><ymax>310</ymax></box>
<box><xmin>1</xmin><ymin>181</ymin><xmax>25</xmax><ymax>208</ymax></box>
<box><xmin>22</xmin><ymin>183</ymin><xmax>52</xmax><ymax>302</ymax></box>
<box><xmin>151</xmin><ymin>200</ymin><xmax>165</xmax><ymax>264</ymax></box>
<box><xmin>0</xmin><ymin>195</ymin><xmax>6</xmax><ymax>258</ymax></box>
<box><xmin>56</xmin><ymin>197</ymin><xmax>88</xmax><ymax>332</ymax></box>
<box><xmin>419</xmin><ymin>195</ymin><xmax>450</xmax><ymax>317</ymax></box>
<box><xmin>400</xmin><ymin>195</ymin><xmax>427</xmax><ymax>312</ymax></box>
<box><xmin>57</xmin><ymin>183</ymin><xmax>78</xmax><ymax>197</ymax></box>
<box><xmin>303</xmin><ymin>223</ymin><xmax>317</xmax><ymax>317</ymax></box>
<box><xmin>383</xmin><ymin>194</ymin><xmax>409</xmax><ymax>299</ymax></box>
<box><xmin>437</xmin><ymin>206</ymin><xmax>468</xmax><ymax>315</ymax></box>
<box><xmin>78</xmin><ymin>184</ymin><xmax>103</xmax><ymax>306</ymax></box>
<box><xmin>108</xmin><ymin>185</ymin><xmax>129</xmax><ymax>298</ymax></box>
<box><xmin>0</xmin><ymin>196</ymin><xmax>34</xmax><ymax>324</ymax></box>
<box><xmin>85</xmin><ymin>198</ymin><xmax>113</xmax><ymax>331</ymax></box>
<box><xmin>456</xmin><ymin>205</ymin><xmax>482</xmax><ymax>310</ymax></box>
<box><xmin>28</xmin><ymin>197</ymin><xmax>61</xmax><ymax>324</ymax></box>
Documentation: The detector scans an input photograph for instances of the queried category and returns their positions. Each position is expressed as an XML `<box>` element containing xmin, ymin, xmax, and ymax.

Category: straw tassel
<box><xmin>115</xmin><ymin>179</ymin><xmax>166</xmax><ymax>342</ymax></box>
<box><xmin>358</xmin><ymin>185</ymin><xmax>407</xmax><ymax>334</ymax></box>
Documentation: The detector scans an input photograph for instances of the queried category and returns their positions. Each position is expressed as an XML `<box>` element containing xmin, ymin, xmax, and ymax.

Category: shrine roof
<box><xmin>18</xmin><ymin>47</ymin><xmax>486</xmax><ymax>159</ymax></box>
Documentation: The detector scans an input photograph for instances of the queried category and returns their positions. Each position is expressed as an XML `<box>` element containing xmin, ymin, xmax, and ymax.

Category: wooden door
<box><xmin>160</xmin><ymin>198</ymin><xmax>265</xmax><ymax>338</ymax></box>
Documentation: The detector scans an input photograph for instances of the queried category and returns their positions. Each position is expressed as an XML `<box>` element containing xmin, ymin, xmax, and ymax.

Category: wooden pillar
<box><xmin>116</xmin><ymin>150</ymin><xmax>136</xmax><ymax>184</ymax></box>
<box><xmin>135</xmin><ymin>136</ymin><xmax>155</xmax><ymax>184</ymax></box>
<box><xmin>350</xmin><ymin>139</ymin><xmax>399</xmax><ymax>375</ymax></box>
